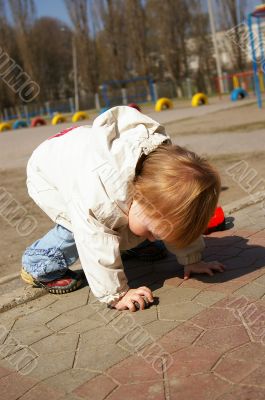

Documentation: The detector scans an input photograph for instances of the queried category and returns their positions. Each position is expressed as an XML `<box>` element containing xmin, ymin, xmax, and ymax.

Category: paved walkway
<box><xmin>1</xmin><ymin>200</ymin><xmax>265</xmax><ymax>399</ymax></box>
<box><xmin>0</xmin><ymin>98</ymin><xmax>258</xmax><ymax>170</ymax></box>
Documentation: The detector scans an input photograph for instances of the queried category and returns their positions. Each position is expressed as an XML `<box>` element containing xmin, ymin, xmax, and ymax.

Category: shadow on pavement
<box><xmin>123</xmin><ymin>234</ymin><xmax>265</xmax><ymax>293</ymax></box>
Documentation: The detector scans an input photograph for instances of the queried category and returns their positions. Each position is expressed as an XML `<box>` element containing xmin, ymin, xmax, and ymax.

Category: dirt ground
<box><xmin>165</xmin><ymin>102</ymin><xmax>265</xmax><ymax>136</ymax></box>
<box><xmin>0</xmin><ymin>101</ymin><xmax>264</xmax><ymax>278</ymax></box>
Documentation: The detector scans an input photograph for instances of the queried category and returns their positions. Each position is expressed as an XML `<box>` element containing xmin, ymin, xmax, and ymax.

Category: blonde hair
<box><xmin>133</xmin><ymin>144</ymin><xmax>221</xmax><ymax>248</ymax></box>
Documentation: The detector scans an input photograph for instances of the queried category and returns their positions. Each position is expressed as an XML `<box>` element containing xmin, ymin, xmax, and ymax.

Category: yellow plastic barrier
<box><xmin>232</xmin><ymin>75</ymin><xmax>240</xmax><ymax>89</ymax></box>
<box><xmin>191</xmin><ymin>93</ymin><xmax>208</xmax><ymax>107</ymax></box>
<box><xmin>259</xmin><ymin>70</ymin><xmax>265</xmax><ymax>92</ymax></box>
<box><xmin>155</xmin><ymin>98</ymin><xmax>173</xmax><ymax>112</ymax></box>
<box><xmin>72</xmin><ymin>111</ymin><xmax>88</xmax><ymax>122</ymax></box>
<box><xmin>52</xmin><ymin>114</ymin><xmax>66</xmax><ymax>125</ymax></box>
<box><xmin>0</xmin><ymin>122</ymin><xmax>12</xmax><ymax>132</ymax></box>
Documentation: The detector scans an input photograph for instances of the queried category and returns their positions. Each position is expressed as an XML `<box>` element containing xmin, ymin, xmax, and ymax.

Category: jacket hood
<box><xmin>90</xmin><ymin>106</ymin><xmax>170</xmax><ymax>213</ymax></box>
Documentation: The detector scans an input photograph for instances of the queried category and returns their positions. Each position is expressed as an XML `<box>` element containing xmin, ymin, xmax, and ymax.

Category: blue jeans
<box><xmin>22</xmin><ymin>224</ymin><xmax>159</xmax><ymax>282</ymax></box>
<box><xmin>22</xmin><ymin>225</ymin><xmax>79</xmax><ymax>282</ymax></box>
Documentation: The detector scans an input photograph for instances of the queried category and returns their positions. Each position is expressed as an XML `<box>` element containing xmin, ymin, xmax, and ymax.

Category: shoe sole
<box><xmin>21</xmin><ymin>268</ymin><xmax>83</xmax><ymax>294</ymax></box>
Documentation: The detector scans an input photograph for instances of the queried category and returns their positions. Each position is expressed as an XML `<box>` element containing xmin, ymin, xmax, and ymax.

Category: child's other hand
<box><xmin>114</xmin><ymin>287</ymin><xmax>154</xmax><ymax>312</ymax></box>
<box><xmin>184</xmin><ymin>261</ymin><xmax>225</xmax><ymax>280</ymax></box>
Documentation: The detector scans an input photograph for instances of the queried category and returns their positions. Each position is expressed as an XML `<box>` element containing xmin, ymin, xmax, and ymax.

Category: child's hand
<box><xmin>114</xmin><ymin>287</ymin><xmax>154</xmax><ymax>312</ymax></box>
<box><xmin>184</xmin><ymin>260</ymin><xmax>225</xmax><ymax>280</ymax></box>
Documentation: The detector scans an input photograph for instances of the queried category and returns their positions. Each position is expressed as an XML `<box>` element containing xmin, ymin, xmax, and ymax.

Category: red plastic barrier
<box><xmin>31</xmin><ymin>117</ymin><xmax>47</xmax><ymax>127</ymax></box>
<box><xmin>128</xmin><ymin>103</ymin><xmax>141</xmax><ymax>112</ymax></box>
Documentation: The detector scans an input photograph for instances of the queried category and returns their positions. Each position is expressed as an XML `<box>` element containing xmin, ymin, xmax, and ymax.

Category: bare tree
<box><xmin>64</xmin><ymin>0</ymin><xmax>99</xmax><ymax>94</ymax></box>
<box><xmin>217</xmin><ymin>0</ymin><xmax>248</xmax><ymax>71</ymax></box>
<box><xmin>30</xmin><ymin>18</ymin><xmax>73</xmax><ymax>101</ymax></box>
<box><xmin>9</xmin><ymin>0</ymin><xmax>36</xmax><ymax>77</ymax></box>
<box><xmin>124</xmin><ymin>0</ymin><xmax>149</xmax><ymax>77</ymax></box>
<box><xmin>146</xmin><ymin>0</ymin><xmax>190</xmax><ymax>84</ymax></box>
<box><xmin>0</xmin><ymin>0</ymin><xmax>20</xmax><ymax>108</ymax></box>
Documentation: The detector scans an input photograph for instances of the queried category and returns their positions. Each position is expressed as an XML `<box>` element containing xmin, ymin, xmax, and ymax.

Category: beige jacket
<box><xmin>26</xmin><ymin>106</ymin><xmax>205</xmax><ymax>304</ymax></box>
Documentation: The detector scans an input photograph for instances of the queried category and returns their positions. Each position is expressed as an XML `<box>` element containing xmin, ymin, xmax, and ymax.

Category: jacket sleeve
<box><xmin>69</xmin><ymin>200</ymin><xmax>129</xmax><ymax>305</ymax></box>
<box><xmin>165</xmin><ymin>236</ymin><xmax>205</xmax><ymax>266</ymax></box>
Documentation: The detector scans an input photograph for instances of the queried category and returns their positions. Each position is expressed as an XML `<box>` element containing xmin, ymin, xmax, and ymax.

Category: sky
<box><xmin>35</xmin><ymin>0</ymin><xmax>72</xmax><ymax>26</ymax></box>
<box><xmin>5</xmin><ymin>0</ymin><xmax>265</xmax><ymax>28</ymax></box>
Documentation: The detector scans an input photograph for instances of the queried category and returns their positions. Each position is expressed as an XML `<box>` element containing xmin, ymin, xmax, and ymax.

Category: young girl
<box><xmin>21</xmin><ymin>106</ymin><xmax>224</xmax><ymax>312</ymax></box>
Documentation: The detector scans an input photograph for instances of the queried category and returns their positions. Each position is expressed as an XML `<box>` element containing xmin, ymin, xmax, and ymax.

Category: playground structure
<box><xmin>248</xmin><ymin>4</ymin><xmax>265</xmax><ymax>108</ymax></box>
<box><xmin>0</xmin><ymin>75</ymin><xmax>214</xmax><ymax>132</ymax></box>
<box><xmin>99</xmin><ymin>77</ymin><xmax>157</xmax><ymax>109</ymax></box>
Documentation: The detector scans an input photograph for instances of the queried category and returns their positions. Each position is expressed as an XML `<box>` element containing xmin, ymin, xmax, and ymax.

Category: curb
<box><xmin>223</xmin><ymin>191</ymin><xmax>265</xmax><ymax>215</ymax></box>
<box><xmin>0</xmin><ymin>285</ymin><xmax>47</xmax><ymax>313</ymax></box>
<box><xmin>1</xmin><ymin>192</ymin><xmax>265</xmax><ymax>314</ymax></box>
<box><xmin>0</xmin><ymin>272</ymin><xmax>20</xmax><ymax>285</ymax></box>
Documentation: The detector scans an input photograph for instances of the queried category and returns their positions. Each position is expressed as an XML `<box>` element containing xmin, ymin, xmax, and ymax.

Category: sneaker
<box><xmin>21</xmin><ymin>268</ymin><xmax>84</xmax><ymax>294</ymax></box>
<box><xmin>121</xmin><ymin>241</ymin><xmax>167</xmax><ymax>262</ymax></box>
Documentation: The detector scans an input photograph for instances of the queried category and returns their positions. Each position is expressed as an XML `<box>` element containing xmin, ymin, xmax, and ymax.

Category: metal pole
<box><xmin>248</xmin><ymin>13</ymin><xmax>262</xmax><ymax>108</ymax></box>
<box><xmin>72</xmin><ymin>35</ymin><xmax>79</xmax><ymax>112</ymax></box>
<box><xmin>207</xmin><ymin>0</ymin><xmax>224</xmax><ymax>94</ymax></box>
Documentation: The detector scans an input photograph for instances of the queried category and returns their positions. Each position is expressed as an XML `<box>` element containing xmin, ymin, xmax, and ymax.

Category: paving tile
<box><xmin>46</xmin><ymin>304</ymin><xmax>99</xmax><ymax>332</ymax></box>
<box><xmin>6</xmin><ymin>325</ymin><xmax>53</xmax><ymax>346</ymax></box>
<box><xmin>62</xmin><ymin>394</ymin><xmax>84</xmax><ymax>400</ymax></box>
<box><xmin>156</xmin><ymin>287</ymin><xmax>201</xmax><ymax>306</ymax></box>
<box><xmin>106</xmin><ymin>381</ymin><xmax>165</xmax><ymax>400</ymax></box>
<box><xmin>243</xmin><ymin>236</ymin><xmax>265</xmax><ymax>247</ymax></box>
<box><xmin>157</xmin><ymin>322</ymin><xmax>203</xmax><ymax>354</ymax></box>
<box><xmin>167</xmin><ymin>346</ymin><xmax>221</xmax><ymax>377</ymax></box>
<box><xmin>218</xmin><ymin>385</ymin><xmax>265</xmax><ymax>399</ymax></box>
<box><xmin>46</xmin><ymin>289</ymin><xmax>89</xmax><ymax>314</ymax></box>
<box><xmin>224</xmin><ymin>254</ymin><xmax>257</xmax><ymax>270</ymax></box>
<box><xmin>20</xmin><ymin>351</ymin><xmax>76</xmax><ymax>380</ymax></box>
<box><xmin>4</xmin><ymin>345</ymin><xmax>38</xmax><ymax>374</ymax></box>
<box><xmin>30</xmin><ymin>332</ymin><xmax>79</xmax><ymax>354</ymax></box>
<box><xmin>124</xmin><ymin>306</ymin><xmax>158</xmax><ymax>326</ymax></box>
<box><xmin>0</xmin><ymin>343</ymin><xmax>20</xmax><ymax>361</ymax></box>
<box><xmin>0</xmin><ymin>295</ymin><xmax>58</xmax><ymax>322</ymax></box>
<box><xmin>178</xmin><ymin>279</ymin><xmax>212</xmax><ymax>290</ymax></box>
<box><xmin>195</xmin><ymin>325</ymin><xmax>250</xmax><ymax>352</ymax></box>
<box><xmin>117</xmin><ymin>320</ymin><xmax>180</xmax><ymax>352</ymax></box>
<box><xmin>0</xmin><ymin>365</ymin><xmax>12</xmax><ymax>378</ymax></box>
<box><xmin>190</xmin><ymin>307</ymin><xmax>242</xmax><ymax>329</ymax></box>
<box><xmin>163</xmin><ymin>276</ymin><xmax>183</xmax><ymax>287</ymax></box>
<box><xmin>203</xmin><ymin>281</ymin><xmax>247</xmax><ymax>294</ymax></box>
<box><xmin>227</xmin><ymin>342</ymin><xmax>265</xmax><ymax>362</ymax></box>
<box><xmin>19</xmin><ymin>382</ymin><xmax>65</xmax><ymax>400</ymax></box>
<box><xmin>168</xmin><ymin>373</ymin><xmax>231</xmax><ymax>399</ymax></box>
<box><xmin>80</xmin><ymin>325</ymin><xmax>125</xmax><ymax>347</ymax></box>
<box><xmin>254</xmin><ymin>273</ymin><xmax>265</xmax><ymax>286</ymax></box>
<box><xmin>44</xmin><ymin>368</ymin><xmax>97</xmax><ymax>393</ymax></box>
<box><xmin>244</xmin><ymin>365</ymin><xmax>265</xmax><ymax>387</ymax></box>
<box><xmin>193</xmin><ymin>291</ymin><xmax>226</xmax><ymax>306</ymax></box>
<box><xmin>74</xmin><ymin>374</ymin><xmax>117</xmax><ymax>400</ymax></box>
<box><xmin>250</xmin><ymin>230</ymin><xmax>265</xmax><ymax>238</ymax></box>
<box><xmin>107</xmin><ymin>353</ymin><xmax>163</xmax><ymax>384</ymax></box>
<box><xmin>158</xmin><ymin>301</ymin><xmax>205</xmax><ymax>321</ymax></box>
<box><xmin>75</xmin><ymin>343</ymin><xmax>129</xmax><ymax>370</ymax></box>
<box><xmin>59</xmin><ymin>318</ymin><xmax>105</xmax><ymax>334</ymax></box>
<box><xmin>0</xmin><ymin>371</ymin><xmax>37</xmax><ymax>400</ymax></box>
<box><xmin>0</xmin><ymin>320</ymin><xmax>15</xmax><ymax>345</ymax></box>
<box><xmin>12</xmin><ymin>310</ymin><xmax>59</xmax><ymax>330</ymax></box>
<box><xmin>204</xmin><ymin>246</ymin><xmax>242</xmax><ymax>259</ymax></box>
<box><xmin>233</xmin><ymin>282</ymin><xmax>265</xmax><ymax>299</ymax></box>
<box><xmin>214</xmin><ymin>356</ymin><xmax>259</xmax><ymax>383</ymax></box>
<box><xmin>232</xmin><ymin>300</ymin><xmax>265</xmax><ymax>342</ymax></box>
